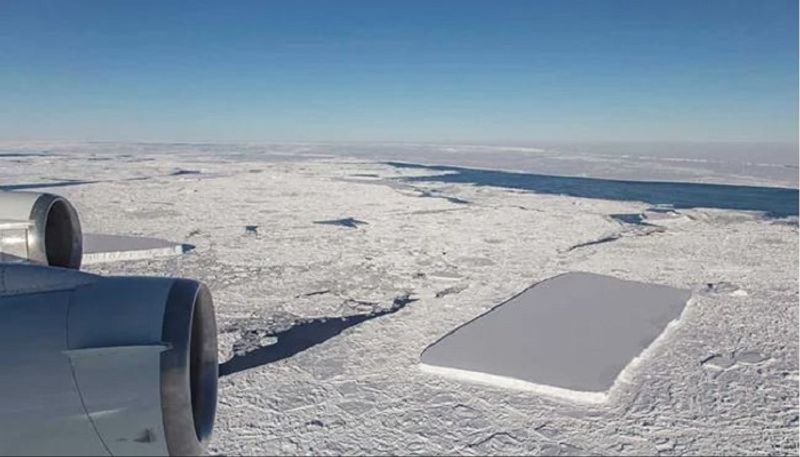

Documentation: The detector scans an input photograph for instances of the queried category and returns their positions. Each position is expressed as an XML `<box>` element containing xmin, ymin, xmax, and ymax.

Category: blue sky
<box><xmin>0</xmin><ymin>0</ymin><xmax>796</xmax><ymax>143</ymax></box>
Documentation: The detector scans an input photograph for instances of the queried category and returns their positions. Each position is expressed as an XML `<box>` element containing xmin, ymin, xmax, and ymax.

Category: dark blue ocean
<box><xmin>387</xmin><ymin>162</ymin><xmax>799</xmax><ymax>218</ymax></box>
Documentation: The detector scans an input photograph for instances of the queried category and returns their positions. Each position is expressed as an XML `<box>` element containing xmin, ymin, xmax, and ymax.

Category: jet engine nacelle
<box><xmin>0</xmin><ymin>191</ymin><xmax>217</xmax><ymax>456</ymax></box>
<box><xmin>0</xmin><ymin>191</ymin><xmax>82</xmax><ymax>268</ymax></box>
<box><xmin>0</xmin><ymin>263</ymin><xmax>218</xmax><ymax>456</ymax></box>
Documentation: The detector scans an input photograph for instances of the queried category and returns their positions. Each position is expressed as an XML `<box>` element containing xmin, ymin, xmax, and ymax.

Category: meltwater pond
<box><xmin>387</xmin><ymin>162</ymin><xmax>799</xmax><ymax>218</ymax></box>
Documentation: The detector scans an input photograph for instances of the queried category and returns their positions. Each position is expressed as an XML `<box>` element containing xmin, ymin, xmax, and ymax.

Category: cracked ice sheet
<box><xmin>0</xmin><ymin>143</ymin><xmax>796</xmax><ymax>455</ymax></box>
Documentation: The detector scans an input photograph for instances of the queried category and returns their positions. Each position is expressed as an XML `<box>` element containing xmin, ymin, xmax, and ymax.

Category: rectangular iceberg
<box><xmin>420</xmin><ymin>272</ymin><xmax>691</xmax><ymax>402</ymax></box>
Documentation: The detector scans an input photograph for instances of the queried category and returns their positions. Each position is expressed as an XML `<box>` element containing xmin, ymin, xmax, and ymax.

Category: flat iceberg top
<box><xmin>82</xmin><ymin>233</ymin><xmax>188</xmax><ymax>265</ymax></box>
<box><xmin>83</xmin><ymin>233</ymin><xmax>179</xmax><ymax>254</ymax></box>
<box><xmin>421</xmin><ymin>272</ymin><xmax>691</xmax><ymax>395</ymax></box>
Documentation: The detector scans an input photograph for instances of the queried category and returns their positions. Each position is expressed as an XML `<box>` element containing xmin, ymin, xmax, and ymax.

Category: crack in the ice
<box><xmin>564</xmin><ymin>220</ymin><xmax>665</xmax><ymax>252</ymax></box>
<box><xmin>219</xmin><ymin>294</ymin><xmax>417</xmax><ymax>376</ymax></box>
<box><xmin>417</xmin><ymin>188</ymin><xmax>471</xmax><ymax>205</ymax></box>
<box><xmin>314</xmin><ymin>217</ymin><xmax>369</xmax><ymax>229</ymax></box>
<box><xmin>565</xmin><ymin>234</ymin><xmax>623</xmax><ymax>252</ymax></box>
<box><xmin>296</xmin><ymin>289</ymin><xmax>331</xmax><ymax>298</ymax></box>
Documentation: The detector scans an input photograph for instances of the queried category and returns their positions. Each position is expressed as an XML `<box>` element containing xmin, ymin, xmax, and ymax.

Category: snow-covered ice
<box><xmin>419</xmin><ymin>272</ymin><xmax>691</xmax><ymax>403</ymax></box>
<box><xmin>0</xmin><ymin>142</ymin><xmax>796</xmax><ymax>455</ymax></box>
<box><xmin>82</xmin><ymin>233</ymin><xmax>189</xmax><ymax>264</ymax></box>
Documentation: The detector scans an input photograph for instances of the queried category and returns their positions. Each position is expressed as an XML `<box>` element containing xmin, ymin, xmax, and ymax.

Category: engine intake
<box><xmin>0</xmin><ymin>191</ymin><xmax>82</xmax><ymax>268</ymax></box>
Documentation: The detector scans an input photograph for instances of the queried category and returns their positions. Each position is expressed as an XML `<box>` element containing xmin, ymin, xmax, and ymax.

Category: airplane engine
<box><xmin>0</xmin><ymin>264</ymin><xmax>218</xmax><ymax>456</ymax></box>
<box><xmin>0</xmin><ymin>192</ymin><xmax>218</xmax><ymax>456</ymax></box>
<box><xmin>0</xmin><ymin>191</ymin><xmax>82</xmax><ymax>268</ymax></box>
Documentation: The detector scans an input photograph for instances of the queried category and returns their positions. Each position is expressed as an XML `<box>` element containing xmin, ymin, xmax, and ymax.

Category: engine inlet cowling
<box><xmin>0</xmin><ymin>191</ymin><xmax>82</xmax><ymax>268</ymax></box>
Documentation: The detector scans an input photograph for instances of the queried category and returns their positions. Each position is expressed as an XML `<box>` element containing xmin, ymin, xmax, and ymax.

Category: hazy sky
<box><xmin>0</xmin><ymin>0</ymin><xmax>797</xmax><ymax>143</ymax></box>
